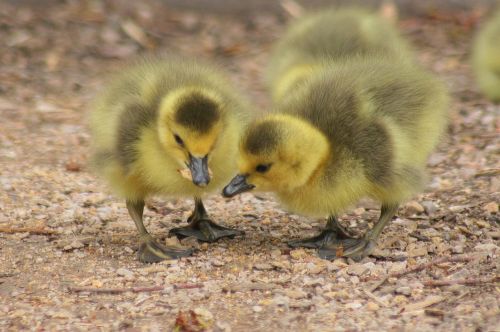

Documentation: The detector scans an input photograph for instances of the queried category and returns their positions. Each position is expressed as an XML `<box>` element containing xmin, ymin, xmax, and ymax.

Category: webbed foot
<box><xmin>138</xmin><ymin>236</ymin><xmax>194</xmax><ymax>263</ymax></box>
<box><xmin>169</xmin><ymin>219</ymin><xmax>244</xmax><ymax>243</ymax></box>
<box><xmin>289</xmin><ymin>204</ymin><xmax>399</xmax><ymax>261</ymax></box>
<box><xmin>288</xmin><ymin>215</ymin><xmax>351</xmax><ymax>249</ymax></box>
<box><xmin>317</xmin><ymin>237</ymin><xmax>376</xmax><ymax>261</ymax></box>
<box><xmin>169</xmin><ymin>197</ymin><xmax>244</xmax><ymax>243</ymax></box>
<box><xmin>288</xmin><ymin>229</ymin><xmax>340</xmax><ymax>249</ymax></box>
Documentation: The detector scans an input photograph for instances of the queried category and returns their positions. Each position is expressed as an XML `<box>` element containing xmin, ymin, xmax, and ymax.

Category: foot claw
<box><xmin>138</xmin><ymin>238</ymin><xmax>193</xmax><ymax>263</ymax></box>
<box><xmin>169</xmin><ymin>219</ymin><xmax>244</xmax><ymax>243</ymax></box>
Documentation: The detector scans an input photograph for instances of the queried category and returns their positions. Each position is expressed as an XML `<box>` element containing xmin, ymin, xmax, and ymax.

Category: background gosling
<box><xmin>91</xmin><ymin>55</ymin><xmax>248</xmax><ymax>263</ymax></box>
<box><xmin>224</xmin><ymin>55</ymin><xmax>448</xmax><ymax>260</ymax></box>
<box><xmin>472</xmin><ymin>10</ymin><xmax>500</xmax><ymax>102</ymax></box>
<box><xmin>266</xmin><ymin>8</ymin><xmax>412</xmax><ymax>103</ymax></box>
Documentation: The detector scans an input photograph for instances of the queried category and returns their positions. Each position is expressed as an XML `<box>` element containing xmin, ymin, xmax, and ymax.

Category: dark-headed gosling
<box><xmin>224</xmin><ymin>55</ymin><xmax>448</xmax><ymax>261</ymax></box>
<box><xmin>90</xmin><ymin>55</ymin><xmax>249</xmax><ymax>263</ymax></box>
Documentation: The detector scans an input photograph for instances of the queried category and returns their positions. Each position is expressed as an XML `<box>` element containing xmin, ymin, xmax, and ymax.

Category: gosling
<box><xmin>472</xmin><ymin>10</ymin><xmax>500</xmax><ymax>102</ymax></box>
<box><xmin>91</xmin><ymin>55</ymin><xmax>248</xmax><ymax>263</ymax></box>
<box><xmin>224</xmin><ymin>56</ymin><xmax>448</xmax><ymax>260</ymax></box>
<box><xmin>267</xmin><ymin>8</ymin><xmax>412</xmax><ymax>103</ymax></box>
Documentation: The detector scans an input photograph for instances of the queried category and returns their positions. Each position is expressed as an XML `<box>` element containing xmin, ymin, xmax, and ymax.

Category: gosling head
<box><xmin>223</xmin><ymin>115</ymin><xmax>330</xmax><ymax>197</ymax></box>
<box><xmin>157</xmin><ymin>87</ymin><xmax>225</xmax><ymax>187</ymax></box>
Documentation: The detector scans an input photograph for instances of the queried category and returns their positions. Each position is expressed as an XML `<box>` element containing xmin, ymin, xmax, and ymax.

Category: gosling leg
<box><xmin>169</xmin><ymin>197</ymin><xmax>244</xmax><ymax>242</ymax></box>
<box><xmin>288</xmin><ymin>216</ymin><xmax>351</xmax><ymax>249</ymax></box>
<box><xmin>126</xmin><ymin>200</ymin><xmax>193</xmax><ymax>263</ymax></box>
<box><xmin>318</xmin><ymin>203</ymin><xmax>399</xmax><ymax>261</ymax></box>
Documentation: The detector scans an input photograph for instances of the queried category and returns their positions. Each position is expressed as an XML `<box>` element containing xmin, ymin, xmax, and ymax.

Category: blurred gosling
<box><xmin>472</xmin><ymin>10</ymin><xmax>500</xmax><ymax>102</ymax></box>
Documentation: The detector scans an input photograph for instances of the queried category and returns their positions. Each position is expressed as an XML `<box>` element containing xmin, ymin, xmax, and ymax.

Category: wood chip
<box><xmin>280</xmin><ymin>0</ymin><xmax>303</xmax><ymax>18</ymax></box>
<box><xmin>403</xmin><ymin>295</ymin><xmax>445</xmax><ymax>312</ymax></box>
<box><xmin>0</xmin><ymin>227</ymin><xmax>59</xmax><ymax>235</ymax></box>
<box><xmin>178</xmin><ymin>168</ymin><xmax>193</xmax><ymax>181</ymax></box>
<box><xmin>362</xmin><ymin>289</ymin><xmax>388</xmax><ymax>307</ymax></box>
<box><xmin>121</xmin><ymin>20</ymin><xmax>156</xmax><ymax>49</ymax></box>
<box><xmin>474</xmin><ymin>168</ymin><xmax>500</xmax><ymax>178</ymax></box>
<box><xmin>223</xmin><ymin>282</ymin><xmax>278</xmax><ymax>293</ymax></box>
<box><xmin>178</xmin><ymin>167</ymin><xmax>214</xmax><ymax>181</ymax></box>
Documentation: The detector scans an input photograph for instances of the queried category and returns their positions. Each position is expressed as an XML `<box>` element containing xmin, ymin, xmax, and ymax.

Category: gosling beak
<box><xmin>189</xmin><ymin>155</ymin><xmax>210</xmax><ymax>187</ymax></box>
<box><xmin>222</xmin><ymin>174</ymin><xmax>255</xmax><ymax>197</ymax></box>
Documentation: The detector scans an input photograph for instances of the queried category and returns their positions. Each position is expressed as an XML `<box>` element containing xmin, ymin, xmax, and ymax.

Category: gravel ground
<box><xmin>0</xmin><ymin>1</ymin><xmax>498</xmax><ymax>331</ymax></box>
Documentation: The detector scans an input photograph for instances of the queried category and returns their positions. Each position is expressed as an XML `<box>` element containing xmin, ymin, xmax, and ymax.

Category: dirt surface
<box><xmin>0</xmin><ymin>1</ymin><xmax>499</xmax><ymax>331</ymax></box>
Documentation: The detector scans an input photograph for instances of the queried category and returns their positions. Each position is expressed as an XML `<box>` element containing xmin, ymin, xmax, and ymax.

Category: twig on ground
<box><xmin>391</xmin><ymin>255</ymin><xmax>475</xmax><ymax>279</ymax></box>
<box><xmin>173</xmin><ymin>283</ymin><xmax>204</xmax><ymax>290</ymax></box>
<box><xmin>423</xmin><ymin>275</ymin><xmax>499</xmax><ymax>287</ymax></box>
<box><xmin>362</xmin><ymin>289</ymin><xmax>388</xmax><ymax>307</ymax></box>
<box><xmin>409</xmin><ymin>232</ymin><xmax>430</xmax><ymax>242</ymax></box>
<box><xmin>69</xmin><ymin>282</ymin><xmax>205</xmax><ymax>294</ymax></box>
<box><xmin>0</xmin><ymin>273</ymin><xmax>18</xmax><ymax>278</ymax></box>
<box><xmin>134</xmin><ymin>295</ymin><xmax>153</xmax><ymax>306</ymax></box>
<box><xmin>68</xmin><ymin>285</ymin><xmax>164</xmax><ymax>294</ymax></box>
<box><xmin>402</xmin><ymin>295</ymin><xmax>445</xmax><ymax>313</ymax></box>
<box><xmin>0</xmin><ymin>227</ymin><xmax>59</xmax><ymax>235</ymax></box>
<box><xmin>366</xmin><ymin>276</ymin><xmax>389</xmax><ymax>292</ymax></box>
<box><xmin>364</xmin><ymin>255</ymin><xmax>477</xmax><ymax>282</ymax></box>
<box><xmin>474</xmin><ymin>168</ymin><xmax>500</xmax><ymax>178</ymax></box>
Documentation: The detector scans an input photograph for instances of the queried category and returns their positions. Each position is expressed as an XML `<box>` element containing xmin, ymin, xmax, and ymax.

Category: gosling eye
<box><xmin>173</xmin><ymin>134</ymin><xmax>184</xmax><ymax>147</ymax></box>
<box><xmin>255</xmin><ymin>163</ymin><xmax>272</xmax><ymax>173</ymax></box>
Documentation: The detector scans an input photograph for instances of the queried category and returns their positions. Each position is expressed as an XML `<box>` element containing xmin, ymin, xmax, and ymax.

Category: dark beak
<box><xmin>222</xmin><ymin>174</ymin><xmax>255</xmax><ymax>197</ymax></box>
<box><xmin>188</xmin><ymin>155</ymin><xmax>210</xmax><ymax>187</ymax></box>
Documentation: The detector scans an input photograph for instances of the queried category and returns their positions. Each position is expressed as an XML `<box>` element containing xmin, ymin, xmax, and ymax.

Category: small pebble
<box><xmin>305</xmin><ymin>262</ymin><xmax>325</xmax><ymax>274</ymax></box>
<box><xmin>346</xmin><ymin>264</ymin><xmax>369</xmax><ymax>276</ymax></box>
<box><xmin>290</xmin><ymin>249</ymin><xmax>308</xmax><ymax>260</ymax></box>
<box><xmin>116</xmin><ymin>268</ymin><xmax>134</xmax><ymax>278</ymax></box>
<box><xmin>211</xmin><ymin>259</ymin><xmax>225</xmax><ymax>267</ymax></box>
<box><xmin>395</xmin><ymin>286</ymin><xmax>412</xmax><ymax>296</ymax></box>
<box><xmin>353</xmin><ymin>207</ymin><xmax>365</xmax><ymax>216</ymax></box>
<box><xmin>405</xmin><ymin>201</ymin><xmax>425</xmax><ymax>215</ymax></box>
<box><xmin>452</xmin><ymin>245</ymin><xmax>464</xmax><ymax>254</ymax></box>
<box><xmin>270</xmin><ymin>249</ymin><xmax>281</xmax><ymax>258</ymax></box>
<box><xmin>193</xmin><ymin>307</ymin><xmax>214</xmax><ymax>324</ymax></box>
<box><xmin>392</xmin><ymin>295</ymin><xmax>408</xmax><ymax>305</ymax></box>
<box><xmin>483</xmin><ymin>202</ymin><xmax>498</xmax><ymax>214</ymax></box>
<box><xmin>254</xmin><ymin>263</ymin><xmax>274</xmax><ymax>271</ymax></box>
<box><xmin>285</xmin><ymin>289</ymin><xmax>308</xmax><ymax>299</ymax></box>
<box><xmin>474</xmin><ymin>243</ymin><xmax>498</xmax><ymax>252</ymax></box>
<box><xmin>252</xmin><ymin>305</ymin><xmax>263</xmax><ymax>313</ymax></box>
<box><xmin>421</xmin><ymin>201</ymin><xmax>438</xmax><ymax>215</ymax></box>
<box><xmin>180</xmin><ymin>236</ymin><xmax>200</xmax><ymax>249</ymax></box>
<box><xmin>272</xmin><ymin>295</ymin><xmax>290</xmax><ymax>307</ymax></box>
<box><xmin>366</xmin><ymin>302</ymin><xmax>380</xmax><ymax>311</ymax></box>
<box><xmin>346</xmin><ymin>302</ymin><xmax>362</xmax><ymax>309</ymax></box>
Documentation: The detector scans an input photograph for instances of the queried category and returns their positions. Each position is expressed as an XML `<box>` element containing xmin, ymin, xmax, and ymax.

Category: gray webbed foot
<box><xmin>288</xmin><ymin>229</ymin><xmax>340</xmax><ymax>249</ymax></box>
<box><xmin>288</xmin><ymin>204</ymin><xmax>398</xmax><ymax>261</ymax></box>
<box><xmin>169</xmin><ymin>219</ymin><xmax>244</xmax><ymax>243</ymax></box>
<box><xmin>288</xmin><ymin>215</ymin><xmax>351</xmax><ymax>249</ymax></box>
<box><xmin>317</xmin><ymin>237</ymin><xmax>376</xmax><ymax>261</ymax></box>
<box><xmin>127</xmin><ymin>199</ymin><xmax>194</xmax><ymax>263</ymax></box>
<box><xmin>138</xmin><ymin>235</ymin><xmax>194</xmax><ymax>263</ymax></box>
<box><xmin>316</xmin><ymin>204</ymin><xmax>399</xmax><ymax>261</ymax></box>
<box><xmin>169</xmin><ymin>197</ymin><xmax>244</xmax><ymax>243</ymax></box>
